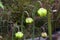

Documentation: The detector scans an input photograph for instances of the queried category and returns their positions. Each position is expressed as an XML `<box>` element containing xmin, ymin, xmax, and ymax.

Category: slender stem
<box><xmin>12</xmin><ymin>25</ymin><xmax>14</xmax><ymax>40</ymax></box>
<box><xmin>17</xmin><ymin>26</ymin><xmax>20</xmax><ymax>32</ymax></box>
<box><xmin>14</xmin><ymin>22</ymin><xmax>20</xmax><ymax>32</ymax></box>
<box><xmin>48</xmin><ymin>12</ymin><xmax>52</xmax><ymax>40</ymax></box>
<box><xmin>21</xmin><ymin>12</ymin><xmax>24</xmax><ymax>32</ymax></box>
<box><xmin>32</xmin><ymin>7</ymin><xmax>36</xmax><ymax>40</ymax></box>
<box><xmin>24</xmin><ymin>11</ymin><xmax>29</xmax><ymax>17</ymax></box>
<box><xmin>37</xmin><ymin>1</ymin><xmax>43</xmax><ymax>7</ymax></box>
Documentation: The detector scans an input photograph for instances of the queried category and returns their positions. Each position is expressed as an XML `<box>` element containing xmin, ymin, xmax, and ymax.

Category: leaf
<box><xmin>0</xmin><ymin>2</ymin><xmax>4</xmax><ymax>9</ymax></box>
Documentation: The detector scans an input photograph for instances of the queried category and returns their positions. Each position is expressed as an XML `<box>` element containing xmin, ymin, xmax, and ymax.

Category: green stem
<box><xmin>32</xmin><ymin>26</ymin><xmax>35</xmax><ymax>40</ymax></box>
<box><xmin>21</xmin><ymin>13</ymin><xmax>24</xmax><ymax>32</ymax></box>
<box><xmin>12</xmin><ymin>28</ymin><xmax>14</xmax><ymax>40</ymax></box>
<box><xmin>32</xmin><ymin>7</ymin><xmax>36</xmax><ymax>40</ymax></box>
<box><xmin>48</xmin><ymin>12</ymin><xmax>52</xmax><ymax>40</ymax></box>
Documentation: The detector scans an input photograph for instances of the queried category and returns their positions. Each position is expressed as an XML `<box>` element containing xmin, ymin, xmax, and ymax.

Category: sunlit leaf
<box><xmin>0</xmin><ymin>2</ymin><xmax>4</xmax><ymax>9</ymax></box>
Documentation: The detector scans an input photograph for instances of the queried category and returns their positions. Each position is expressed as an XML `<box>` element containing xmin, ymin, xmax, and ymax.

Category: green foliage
<box><xmin>0</xmin><ymin>0</ymin><xmax>60</xmax><ymax>40</ymax></box>
<box><xmin>49</xmin><ymin>0</ymin><xmax>54</xmax><ymax>4</ymax></box>
<box><xmin>0</xmin><ymin>1</ymin><xmax>4</xmax><ymax>9</ymax></box>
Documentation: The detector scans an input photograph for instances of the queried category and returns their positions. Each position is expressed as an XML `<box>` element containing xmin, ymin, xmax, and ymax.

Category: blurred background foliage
<box><xmin>0</xmin><ymin>0</ymin><xmax>60</xmax><ymax>40</ymax></box>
